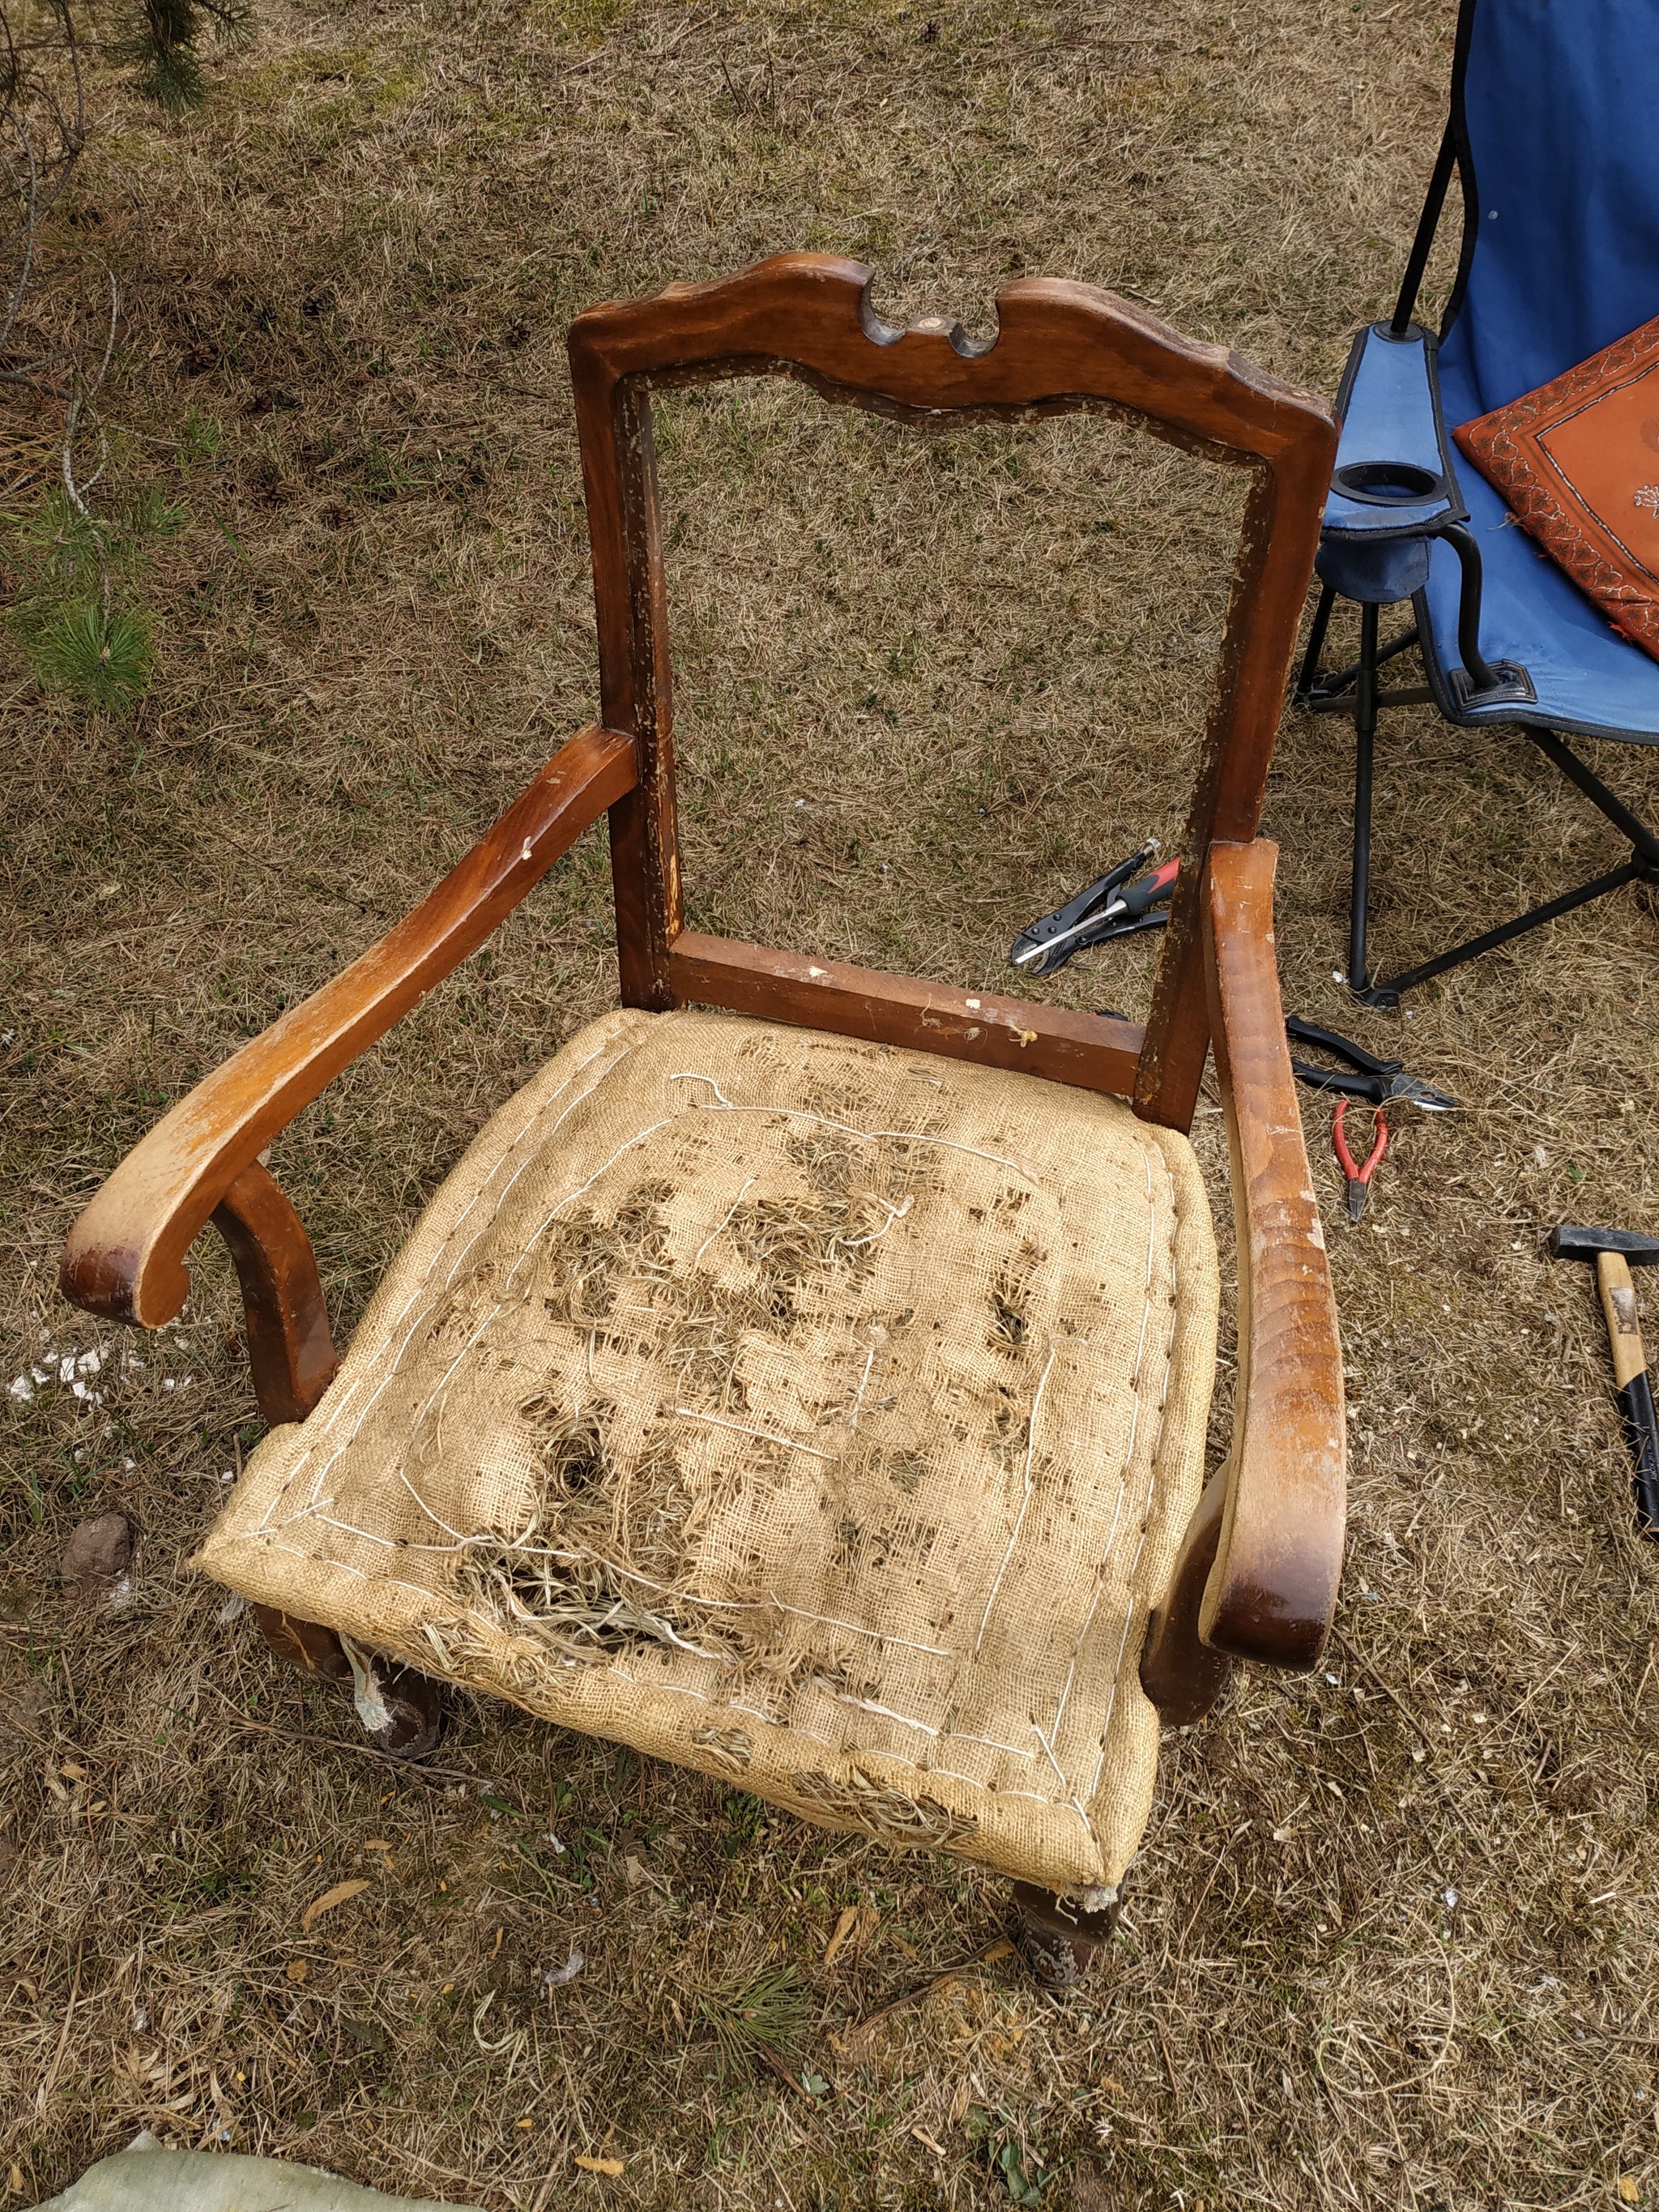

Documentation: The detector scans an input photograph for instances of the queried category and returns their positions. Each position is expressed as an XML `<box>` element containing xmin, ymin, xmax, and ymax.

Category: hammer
<box><xmin>1546</xmin><ymin>1225</ymin><xmax>1659</xmax><ymax>1539</ymax></box>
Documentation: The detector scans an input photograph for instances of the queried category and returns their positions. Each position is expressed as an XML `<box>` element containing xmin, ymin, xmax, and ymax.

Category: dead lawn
<box><xmin>3</xmin><ymin>2</ymin><xmax>1658</xmax><ymax>2206</ymax></box>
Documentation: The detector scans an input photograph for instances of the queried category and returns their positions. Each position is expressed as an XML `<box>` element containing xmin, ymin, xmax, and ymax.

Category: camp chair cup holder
<box><xmin>1331</xmin><ymin>459</ymin><xmax>1448</xmax><ymax>507</ymax></box>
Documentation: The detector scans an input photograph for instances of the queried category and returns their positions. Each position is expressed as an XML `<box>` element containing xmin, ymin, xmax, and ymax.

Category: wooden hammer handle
<box><xmin>1597</xmin><ymin>1250</ymin><xmax>1649</xmax><ymax>1389</ymax></box>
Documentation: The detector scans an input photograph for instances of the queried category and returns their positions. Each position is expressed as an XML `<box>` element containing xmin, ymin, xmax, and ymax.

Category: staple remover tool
<box><xmin>1009</xmin><ymin>843</ymin><xmax>1179</xmax><ymax>976</ymax></box>
<box><xmin>1286</xmin><ymin>1016</ymin><xmax>1460</xmax><ymax>1225</ymax></box>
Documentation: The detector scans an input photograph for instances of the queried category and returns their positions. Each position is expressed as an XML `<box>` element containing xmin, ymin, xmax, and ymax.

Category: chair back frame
<box><xmin>567</xmin><ymin>254</ymin><xmax>1336</xmax><ymax>1134</ymax></box>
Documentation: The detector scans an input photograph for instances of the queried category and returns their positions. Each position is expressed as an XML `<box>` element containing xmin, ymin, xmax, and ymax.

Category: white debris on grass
<box><xmin>12</xmin><ymin>1347</ymin><xmax>110</xmax><ymax>1403</ymax></box>
<box><xmin>542</xmin><ymin>1949</ymin><xmax>585</xmax><ymax>1990</ymax></box>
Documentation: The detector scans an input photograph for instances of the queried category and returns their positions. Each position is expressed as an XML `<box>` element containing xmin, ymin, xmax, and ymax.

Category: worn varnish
<box><xmin>1195</xmin><ymin>839</ymin><xmax>1346</xmax><ymax>1667</ymax></box>
<box><xmin>567</xmin><ymin>254</ymin><xmax>1337</xmax><ymax>1125</ymax></box>
<box><xmin>667</xmin><ymin>933</ymin><xmax>1144</xmax><ymax>1096</ymax></box>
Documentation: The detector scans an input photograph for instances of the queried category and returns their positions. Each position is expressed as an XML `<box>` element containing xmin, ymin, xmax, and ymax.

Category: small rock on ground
<box><xmin>60</xmin><ymin>1514</ymin><xmax>132</xmax><ymax>1602</ymax></box>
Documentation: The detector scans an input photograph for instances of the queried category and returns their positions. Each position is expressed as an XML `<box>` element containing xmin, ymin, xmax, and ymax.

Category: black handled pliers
<box><xmin>1286</xmin><ymin>1016</ymin><xmax>1460</xmax><ymax>1225</ymax></box>
<box><xmin>1285</xmin><ymin>1017</ymin><xmax>1462</xmax><ymax>1112</ymax></box>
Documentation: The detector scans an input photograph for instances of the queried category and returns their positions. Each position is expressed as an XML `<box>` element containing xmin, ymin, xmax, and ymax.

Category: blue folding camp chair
<box><xmin>1298</xmin><ymin>0</ymin><xmax>1659</xmax><ymax>1006</ymax></box>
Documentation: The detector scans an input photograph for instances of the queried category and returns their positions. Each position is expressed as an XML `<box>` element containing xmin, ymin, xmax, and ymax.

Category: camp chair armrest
<box><xmin>1199</xmin><ymin>838</ymin><xmax>1347</xmax><ymax>1670</ymax></box>
<box><xmin>58</xmin><ymin>724</ymin><xmax>637</xmax><ymax>1335</ymax></box>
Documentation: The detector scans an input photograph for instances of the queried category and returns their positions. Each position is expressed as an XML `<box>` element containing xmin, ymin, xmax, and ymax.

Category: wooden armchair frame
<box><xmin>60</xmin><ymin>254</ymin><xmax>1343</xmax><ymax>1743</ymax></box>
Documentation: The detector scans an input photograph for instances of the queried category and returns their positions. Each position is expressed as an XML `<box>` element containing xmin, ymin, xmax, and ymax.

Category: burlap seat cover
<box><xmin>204</xmin><ymin>1009</ymin><xmax>1219</xmax><ymax>1893</ymax></box>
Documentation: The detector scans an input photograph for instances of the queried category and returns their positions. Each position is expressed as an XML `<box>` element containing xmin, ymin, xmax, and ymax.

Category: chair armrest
<box><xmin>1199</xmin><ymin>839</ymin><xmax>1346</xmax><ymax>1668</ymax></box>
<box><xmin>60</xmin><ymin>724</ymin><xmax>636</xmax><ymax>1330</ymax></box>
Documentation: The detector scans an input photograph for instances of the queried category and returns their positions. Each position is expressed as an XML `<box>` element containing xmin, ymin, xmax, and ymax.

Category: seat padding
<box><xmin>204</xmin><ymin>1010</ymin><xmax>1219</xmax><ymax>1893</ymax></box>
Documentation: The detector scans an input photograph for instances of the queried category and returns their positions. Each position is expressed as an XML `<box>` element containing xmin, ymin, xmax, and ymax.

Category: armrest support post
<box><xmin>211</xmin><ymin>1161</ymin><xmax>339</xmax><ymax>1426</ymax></box>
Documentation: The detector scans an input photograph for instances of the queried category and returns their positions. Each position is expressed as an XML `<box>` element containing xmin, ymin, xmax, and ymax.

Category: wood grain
<box><xmin>1597</xmin><ymin>1250</ymin><xmax>1648</xmax><ymax>1390</ymax></box>
<box><xmin>1196</xmin><ymin>839</ymin><xmax>1346</xmax><ymax>1670</ymax></box>
<box><xmin>251</xmin><ymin>1603</ymin><xmax>352</xmax><ymax>1682</ymax></box>
<box><xmin>1134</xmin><ymin>459</ymin><xmax>1334</xmax><ymax>1133</ymax></box>
<box><xmin>60</xmin><ymin>724</ymin><xmax>635</xmax><ymax>1330</ymax></box>
<box><xmin>667</xmin><ymin>931</ymin><xmax>1143</xmax><ymax>1094</ymax></box>
<box><xmin>1138</xmin><ymin>1465</ymin><xmax>1235</xmax><ymax>1723</ymax></box>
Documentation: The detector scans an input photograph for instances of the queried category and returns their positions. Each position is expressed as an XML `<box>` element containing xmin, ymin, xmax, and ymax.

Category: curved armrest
<box><xmin>60</xmin><ymin>724</ymin><xmax>636</xmax><ymax>1330</ymax></box>
<box><xmin>1198</xmin><ymin>839</ymin><xmax>1346</xmax><ymax>1668</ymax></box>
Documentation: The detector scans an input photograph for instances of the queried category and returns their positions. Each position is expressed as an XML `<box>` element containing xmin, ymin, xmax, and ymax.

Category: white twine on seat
<box><xmin>689</xmin><ymin>1176</ymin><xmax>757</xmax><ymax>1267</ymax></box>
<box><xmin>970</xmin><ymin>1338</ymin><xmax>1059</xmax><ymax>1659</ymax></box>
<box><xmin>667</xmin><ymin>1071</ymin><xmax>1040</xmax><ymax>1180</ymax></box>
<box><xmin>669</xmin><ymin>1406</ymin><xmax>834</xmax><ymax>1460</ymax></box>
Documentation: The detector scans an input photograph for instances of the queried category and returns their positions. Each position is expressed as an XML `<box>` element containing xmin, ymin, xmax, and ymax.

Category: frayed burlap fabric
<box><xmin>204</xmin><ymin>1010</ymin><xmax>1219</xmax><ymax>1893</ymax></box>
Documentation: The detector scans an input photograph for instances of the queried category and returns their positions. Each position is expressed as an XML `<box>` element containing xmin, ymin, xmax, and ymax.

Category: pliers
<box><xmin>1285</xmin><ymin>1018</ymin><xmax>1462</xmax><ymax>1112</ymax></box>
<box><xmin>1333</xmin><ymin>1098</ymin><xmax>1388</xmax><ymax>1223</ymax></box>
<box><xmin>1009</xmin><ymin>843</ymin><xmax>1179</xmax><ymax>976</ymax></box>
<box><xmin>1285</xmin><ymin>1016</ymin><xmax>1461</xmax><ymax>1226</ymax></box>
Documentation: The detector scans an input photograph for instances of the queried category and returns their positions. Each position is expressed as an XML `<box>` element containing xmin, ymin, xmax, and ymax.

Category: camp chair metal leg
<box><xmin>1299</xmin><ymin>568</ymin><xmax>1659</xmax><ymax>1005</ymax></box>
<box><xmin>1299</xmin><ymin>616</ymin><xmax>1428</xmax><ymax>715</ymax></box>
<box><xmin>1356</xmin><ymin>726</ymin><xmax>1659</xmax><ymax>1006</ymax></box>
<box><xmin>1530</xmin><ymin>729</ymin><xmax>1659</xmax><ymax>869</ymax></box>
<box><xmin>1349</xmin><ymin>603</ymin><xmax>1380</xmax><ymax>992</ymax></box>
<box><xmin>1295</xmin><ymin>583</ymin><xmax>1336</xmax><ymax>705</ymax></box>
<box><xmin>1359</xmin><ymin>860</ymin><xmax>1645</xmax><ymax>1006</ymax></box>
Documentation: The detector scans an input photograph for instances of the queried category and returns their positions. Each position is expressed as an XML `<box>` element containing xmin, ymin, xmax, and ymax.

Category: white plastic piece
<box><xmin>29</xmin><ymin>2139</ymin><xmax>482</xmax><ymax>2209</ymax></box>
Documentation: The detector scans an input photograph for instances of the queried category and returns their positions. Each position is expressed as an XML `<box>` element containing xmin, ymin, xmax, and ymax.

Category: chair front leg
<box><xmin>252</xmin><ymin>1603</ymin><xmax>352</xmax><ymax>1680</ymax></box>
<box><xmin>250</xmin><ymin>1607</ymin><xmax>442</xmax><ymax>1757</ymax></box>
<box><xmin>220</xmin><ymin>1168</ymin><xmax>445</xmax><ymax>1755</ymax></box>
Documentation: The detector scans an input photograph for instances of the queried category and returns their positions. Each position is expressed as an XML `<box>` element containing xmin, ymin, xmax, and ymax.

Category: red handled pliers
<box><xmin>1284</xmin><ymin>1017</ymin><xmax>1459</xmax><ymax>1228</ymax></box>
<box><xmin>1333</xmin><ymin>1097</ymin><xmax>1388</xmax><ymax>1223</ymax></box>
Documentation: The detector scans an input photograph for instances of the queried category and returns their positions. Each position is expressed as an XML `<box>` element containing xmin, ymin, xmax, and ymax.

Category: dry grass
<box><xmin>4</xmin><ymin>0</ymin><xmax>1659</xmax><ymax>2206</ymax></box>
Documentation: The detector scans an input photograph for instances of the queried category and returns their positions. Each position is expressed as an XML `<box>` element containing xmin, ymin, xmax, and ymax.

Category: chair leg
<box><xmin>1348</xmin><ymin>600</ymin><xmax>1380</xmax><ymax>994</ymax></box>
<box><xmin>253</xmin><ymin>1601</ymin><xmax>352</xmax><ymax>1680</ymax></box>
<box><xmin>1011</xmin><ymin>1881</ymin><xmax>1120</xmax><ymax>1989</ymax></box>
<box><xmin>250</xmin><ymin>1602</ymin><xmax>443</xmax><ymax>1757</ymax></box>
<box><xmin>1357</xmin><ymin>725</ymin><xmax>1659</xmax><ymax>1006</ymax></box>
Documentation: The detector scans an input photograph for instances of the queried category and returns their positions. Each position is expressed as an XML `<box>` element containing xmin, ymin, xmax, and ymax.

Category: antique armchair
<box><xmin>1298</xmin><ymin>0</ymin><xmax>1659</xmax><ymax>1006</ymax></box>
<box><xmin>60</xmin><ymin>255</ymin><xmax>1344</xmax><ymax>1984</ymax></box>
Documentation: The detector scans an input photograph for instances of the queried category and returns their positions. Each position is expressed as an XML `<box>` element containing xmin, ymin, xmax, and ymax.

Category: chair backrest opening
<box><xmin>567</xmin><ymin>254</ymin><xmax>1336</xmax><ymax>1134</ymax></box>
